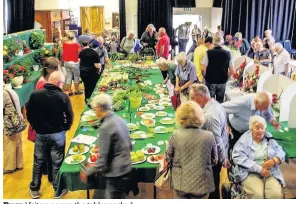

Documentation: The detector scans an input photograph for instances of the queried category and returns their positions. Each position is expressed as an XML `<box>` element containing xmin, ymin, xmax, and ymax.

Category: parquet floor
<box><xmin>3</xmin><ymin>84</ymin><xmax>227</xmax><ymax>199</ymax></box>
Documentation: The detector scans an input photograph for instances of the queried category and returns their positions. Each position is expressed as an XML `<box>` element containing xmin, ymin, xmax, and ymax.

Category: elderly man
<box><xmin>272</xmin><ymin>43</ymin><xmax>290</xmax><ymax>76</ymax></box>
<box><xmin>190</xmin><ymin>84</ymin><xmax>230</xmax><ymax>199</ymax></box>
<box><xmin>27</xmin><ymin>71</ymin><xmax>73</xmax><ymax>199</ymax></box>
<box><xmin>194</xmin><ymin>37</ymin><xmax>213</xmax><ymax>83</ymax></box>
<box><xmin>156</xmin><ymin>27</ymin><xmax>170</xmax><ymax>79</ymax></box>
<box><xmin>81</xmin><ymin>94</ymin><xmax>132</xmax><ymax>199</ymax></box>
<box><xmin>221</xmin><ymin>91</ymin><xmax>281</xmax><ymax>146</ymax></box>
<box><xmin>202</xmin><ymin>35</ymin><xmax>235</xmax><ymax>103</ymax></box>
<box><xmin>94</xmin><ymin>36</ymin><xmax>111</xmax><ymax>69</ymax></box>
<box><xmin>156</xmin><ymin>57</ymin><xmax>177</xmax><ymax>96</ymax></box>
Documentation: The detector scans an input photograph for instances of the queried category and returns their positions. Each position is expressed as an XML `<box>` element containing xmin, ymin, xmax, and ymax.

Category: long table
<box><xmin>55</xmin><ymin>66</ymin><xmax>173</xmax><ymax>198</ymax></box>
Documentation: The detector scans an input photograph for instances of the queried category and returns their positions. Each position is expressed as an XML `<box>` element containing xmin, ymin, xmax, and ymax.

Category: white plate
<box><xmin>147</xmin><ymin>155</ymin><xmax>164</xmax><ymax>164</ymax></box>
<box><xmin>156</xmin><ymin>111</ymin><xmax>168</xmax><ymax>117</ymax></box>
<box><xmin>159</xmin><ymin>94</ymin><xmax>170</xmax><ymax>99</ymax></box>
<box><xmin>131</xmin><ymin>131</ymin><xmax>147</xmax><ymax>139</ymax></box>
<box><xmin>148</xmin><ymin>100</ymin><xmax>159</xmax><ymax>104</ymax></box>
<box><xmin>139</xmin><ymin>107</ymin><xmax>150</xmax><ymax>112</ymax></box>
<box><xmin>140</xmin><ymin>119</ymin><xmax>156</xmax><ymax>127</ymax></box>
<box><xmin>155</xmin><ymin>84</ymin><xmax>166</xmax><ymax>88</ymax></box>
<box><xmin>156</xmin><ymin>90</ymin><xmax>165</xmax><ymax>95</ymax></box>
<box><xmin>160</xmin><ymin>102</ymin><xmax>172</xmax><ymax>107</ymax></box>
<box><xmin>154</xmin><ymin>126</ymin><xmax>168</xmax><ymax>134</ymax></box>
<box><xmin>69</xmin><ymin>145</ymin><xmax>89</xmax><ymax>155</ymax></box>
<box><xmin>154</xmin><ymin>106</ymin><xmax>165</xmax><ymax>111</ymax></box>
<box><xmin>142</xmin><ymin>145</ymin><xmax>161</xmax><ymax>155</ymax></box>
<box><xmin>65</xmin><ymin>155</ymin><xmax>86</xmax><ymax>165</ymax></box>
<box><xmin>141</xmin><ymin>113</ymin><xmax>156</xmax><ymax>119</ymax></box>
<box><xmin>145</xmin><ymin>104</ymin><xmax>156</xmax><ymax>109</ymax></box>
<box><xmin>132</xmin><ymin>156</ymin><xmax>147</xmax><ymax>165</ymax></box>
<box><xmin>159</xmin><ymin>98</ymin><xmax>171</xmax><ymax>103</ymax></box>
<box><xmin>127</xmin><ymin>123</ymin><xmax>139</xmax><ymax>131</ymax></box>
<box><xmin>160</xmin><ymin>117</ymin><xmax>175</xmax><ymax>125</ymax></box>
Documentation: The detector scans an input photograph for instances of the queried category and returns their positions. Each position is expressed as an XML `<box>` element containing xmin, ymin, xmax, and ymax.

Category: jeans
<box><xmin>178</xmin><ymin>39</ymin><xmax>188</xmax><ymax>52</ymax></box>
<box><xmin>205</xmin><ymin>82</ymin><xmax>227</xmax><ymax>103</ymax></box>
<box><xmin>208</xmin><ymin>163</ymin><xmax>222</xmax><ymax>199</ymax></box>
<box><xmin>64</xmin><ymin>62</ymin><xmax>80</xmax><ymax>84</ymax></box>
<box><xmin>80</xmin><ymin>72</ymin><xmax>101</xmax><ymax>102</ymax></box>
<box><xmin>30</xmin><ymin>131</ymin><xmax>66</xmax><ymax>191</ymax></box>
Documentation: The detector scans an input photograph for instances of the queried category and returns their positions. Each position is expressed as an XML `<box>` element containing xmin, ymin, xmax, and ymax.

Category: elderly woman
<box><xmin>251</xmin><ymin>35</ymin><xmax>262</xmax><ymax>52</ymax></box>
<box><xmin>232</xmin><ymin>115</ymin><xmax>285</xmax><ymax>199</ymax></box>
<box><xmin>235</xmin><ymin>32</ymin><xmax>251</xmax><ymax>56</ymax></box>
<box><xmin>174</xmin><ymin>52</ymin><xmax>198</xmax><ymax>102</ymax></box>
<box><xmin>140</xmin><ymin>24</ymin><xmax>157</xmax><ymax>50</ymax></box>
<box><xmin>254</xmin><ymin>42</ymin><xmax>272</xmax><ymax>66</ymax></box>
<box><xmin>120</xmin><ymin>31</ymin><xmax>139</xmax><ymax>55</ymax></box>
<box><xmin>165</xmin><ymin>101</ymin><xmax>218</xmax><ymax>199</ymax></box>
<box><xmin>156</xmin><ymin>57</ymin><xmax>177</xmax><ymax>96</ymax></box>
<box><xmin>263</xmin><ymin>30</ymin><xmax>275</xmax><ymax>49</ymax></box>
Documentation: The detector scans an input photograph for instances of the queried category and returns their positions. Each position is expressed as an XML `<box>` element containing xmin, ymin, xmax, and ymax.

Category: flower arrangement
<box><xmin>271</xmin><ymin>88</ymin><xmax>283</xmax><ymax>110</ymax></box>
<box><xmin>30</xmin><ymin>32</ymin><xmax>45</xmax><ymax>49</ymax></box>
<box><xmin>33</xmin><ymin>47</ymin><xmax>52</xmax><ymax>64</ymax></box>
<box><xmin>3</xmin><ymin>69</ymin><xmax>13</xmax><ymax>84</ymax></box>
<box><xmin>9</xmin><ymin>65</ymin><xmax>26</xmax><ymax>77</ymax></box>
<box><xmin>14</xmin><ymin>39</ymin><xmax>24</xmax><ymax>55</ymax></box>
<box><xmin>3</xmin><ymin>46</ymin><xmax>12</xmax><ymax>63</ymax></box>
<box><xmin>233</xmin><ymin>59</ymin><xmax>247</xmax><ymax>87</ymax></box>
<box><xmin>17</xmin><ymin>58</ymin><xmax>33</xmax><ymax>82</ymax></box>
<box><xmin>243</xmin><ymin>65</ymin><xmax>260</xmax><ymax>93</ymax></box>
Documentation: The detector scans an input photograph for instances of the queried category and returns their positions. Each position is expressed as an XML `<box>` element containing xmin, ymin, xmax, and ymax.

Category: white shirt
<box><xmin>273</xmin><ymin>49</ymin><xmax>290</xmax><ymax>74</ymax></box>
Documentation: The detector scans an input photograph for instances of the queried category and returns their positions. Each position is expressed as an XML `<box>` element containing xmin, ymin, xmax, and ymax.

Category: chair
<box><xmin>284</xmin><ymin>40</ymin><xmax>296</xmax><ymax>59</ymax></box>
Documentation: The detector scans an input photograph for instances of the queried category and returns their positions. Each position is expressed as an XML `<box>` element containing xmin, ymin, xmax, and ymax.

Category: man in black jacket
<box><xmin>27</xmin><ymin>71</ymin><xmax>74</xmax><ymax>199</ymax></box>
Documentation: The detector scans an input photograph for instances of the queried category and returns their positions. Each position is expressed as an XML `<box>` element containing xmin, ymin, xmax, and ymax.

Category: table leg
<box><xmin>87</xmin><ymin>190</ymin><xmax>90</xmax><ymax>199</ymax></box>
<box><xmin>153</xmin><ymin>185</ymin><xmax>157</xmax><ymax>199</ymax></box>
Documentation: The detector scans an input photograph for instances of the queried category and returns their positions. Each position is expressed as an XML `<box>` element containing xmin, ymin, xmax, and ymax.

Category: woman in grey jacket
<box><xmin>165</xmin><ymin>101</ymin><xmax>218</xmax><ymax>199</ymax></box>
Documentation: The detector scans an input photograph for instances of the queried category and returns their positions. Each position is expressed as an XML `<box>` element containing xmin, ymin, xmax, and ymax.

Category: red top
<box><xmin>36</xmin><ymin>77</ymin><xmax>47</xmax><ymax>90</ymax></box>
<box><xmin>62</xmin><ymin>43</ymin><xmax>81</xmax><ymax>62</ymax></box>
<box><xmin>157</xmin><ymin>33</ymin><xmax>170</xmax><ymax>59</ymax></box>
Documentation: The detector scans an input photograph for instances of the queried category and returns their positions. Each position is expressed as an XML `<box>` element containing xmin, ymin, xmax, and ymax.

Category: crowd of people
<box><xmin>3</xmin><ymin>22</ymin><xmax>291</xmax><ymax>200</ymax></box>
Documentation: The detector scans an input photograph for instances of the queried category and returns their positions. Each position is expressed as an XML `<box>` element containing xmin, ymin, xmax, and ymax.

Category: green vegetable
<box><xmin>113</xmin><ymin>100</ymin><xmax>123</xmax><ymax>111</ymax></box>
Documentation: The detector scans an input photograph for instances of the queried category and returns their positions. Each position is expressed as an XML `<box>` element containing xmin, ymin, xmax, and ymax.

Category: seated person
<box><xmin>232</xmin><ymin>115</ymin><xmax>285</xmax><ymax>199</ymax></box>
<box><xmin>254</xmin><ymin>42</ymin><xmax>271</xmax><ymax>66</ymax></box>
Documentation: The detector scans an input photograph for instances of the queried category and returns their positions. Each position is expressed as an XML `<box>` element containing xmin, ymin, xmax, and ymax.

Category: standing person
<box><xmin>156</xmin><ymin>27</ymin><xmax>170</xmax><ymax>80</ymax></box>
<box><xmin>3</xmin><ymin>87</ymin><xmax>24</xmax><ymax>174</ymax></box>
<box><xmin>79</xmin><ymin>41</ymin><xmax>102</xmax><ymax>103</ymax></box>
<box><xmin>216</xmin><ymin>25</ymin><xmax>224</xmax><ymax>38</ymax></box>
<box><xmin>120</xmin><ymin>31</ymin><xmax>138</xmax><ymax>55</ymax></box>
<box><xmin>235</xmin><ymin>32</ymin><xmax>251</xmax><ymax>56</ymax></box>
<box><xmin>140</xmin><ymin>24</ymin><xmax>157</xmax><ymax>51</ymax></box>
<box><xmin>165</xmin><ymin>101</ymin><xmax>218</xmax><ymax>199</ymax></box>
<box><xmin>221</xmin><ymin>92</ymin><xmax>281</xmax><ymax>146</ymax></box>
<box><xmin>94</xmin><ymin>36</ymin><xmax>111</xmax><ymax>69</ymax></box>
<box><xmin>191</xmin><ymin>24</ymin><xmax>201</xmax><ymax>44</ymax></box>
<box><xmin>176</xmin><ymin>22</ymin><xmax>191</xmax><ymax>52</ymax></box>
<box><xmin>80</xmin><ymin>94</ymin><xmax>132</xmax><ymax>199</ymax></box>
<box><xmin>263</xmin><ymin>29</ymin><xmax>275</xmax><ymax>49</ymax></box>
<box><xmin>189</xmin><ymin>84</ymin><xmax>231</xmax><ymax>199</ymax></box>
<box><xmin>110</xmin><ymin>35</ymin><xmax>118</xmax><ymax>53</ymax></box>
<box><xmin>251</xmin><ymin>35</ymin><xmax>262</xmax><ymax>52</ymax></box>
<box><xmin>78</xmin><ymin>28</ymin><xmax>93</xmax><ymax>46</ymax></box>
<box><xmin>254</xmin><ymin>42</ymin><xmax>272</xmax><ymax>66</ymax></box>
<box><xmin>201</xmin><ymin>35</ymin><xmax>235</xmax><ymax>103</ymax></box>
<box><xmin>62</xmin><ymin>32</ymin><xmax>83</xmax><ymax>96</ymax></box>
<box><xmin>174</xmin><ymin>52</ymin><xmax>198</xmax><ymax>103</ymax></box>
<box><xmin>27</xmin><ymin>71</ymin><xmax>74</xmax><ymax>199</ymax></box>
<box><xmin>156</xmin><ymin>57</ymin><xmax>177</xmax><ymax>96</ymax></box>
<box><xmin>272</xmin><ymin>43</ymin><xmax>290</xmax><ymax>76</ymax></box>
<box><xmin>193</xmin><ymin>37</ymin><xmax>213</xmax><ymax>83</ymax></box>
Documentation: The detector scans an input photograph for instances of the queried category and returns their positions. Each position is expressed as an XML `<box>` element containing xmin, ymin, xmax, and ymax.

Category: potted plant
<box><xmin>29</xmin><ymin>32</ymin><xmax>45</xmax><ymax>49</ymax></box>
<box><xmin>14</xmin><ymin>40</ymin><xmax>24</xmax><ymax>56</ymax></box>
<box><xmin>3</xmin><ymin>69</ymin><xmax>13</xmax><ymax>89</ymax></box>
<box><xmin>33</xmin><ymin>47</ymin><xmax>51</xmax><ymax>64</ymax></box>
<box><xmin>9</xmin><ymin>65</ymin><xmax>26</xmax><ymax>88</ymax></box>
<box><xmin>3</xmin><ymin>46</ymin><xmax>12</xmax><ymax>63</ymax></box>
<box><xmin>22</xmin><ymin>40</ymin><xmax>31</xmax><ymax>54</ymax></box>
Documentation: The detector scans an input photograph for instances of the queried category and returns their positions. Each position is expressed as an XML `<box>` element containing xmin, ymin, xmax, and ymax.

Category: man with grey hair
<box><xmin>222</xmin><ymin>91</ymin><xmax>281</xmax><ymax>145</ymax></box>
<box><xmin>94</xmin><ymin>36</ymin><xmax>111</xmax><ymax>69</ymax></box>
<box><xmin>272</xmin><ymin>43</ymin><xmax>290</xmax><ymax>76</ymax></box>
<box><xmin>81</xmin><ymin>94</ymin><xmax>132</xmax><ymax>199</ymax></box>
<box><xmin>201</xmin><ymin>35</ymin><xmax>235</xmax><ymax>103</ymax></box>
<box><xmin>189</xmin><ymin>83</ymin><xmax>230</xmax><ymax>199</ymax></box>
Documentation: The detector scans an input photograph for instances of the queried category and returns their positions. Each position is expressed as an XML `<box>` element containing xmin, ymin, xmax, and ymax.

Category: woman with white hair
<box><xmin>165</xmin><ymin>101</ymin><xmax>218</xmax><ymax>199</ymax></box>
<box><xmin>120</xmin><ymin>31</ymin><xmax>139</xmax><ymax>55</ymax></box>
<box><xmin>156</xmin><ymin>57</ymin><xmax>177</xmax><ymax>96</ymax></box>
<box><xmin>140</xmin><ymin>24</ymin><xmax>157</xmax><ymax>50</ymax></box>
<box><xmin>254</xmin><ymin>42</ymin><xmax>272</xmax><ymax>66</ymax></box>
<box><xmin>272</xmin><ymin>43</ymin><xmax>290</xmax><ymax>76</ymax></box>
<box><xmin>174</xmin><ymin>52</ymin><xmax>198</xmax><ymax>102</ymax></box>
<box><xmin>263</xmin><ymin>30</ymin><xmax>275</xmax><ymax>49</ymax></box>
<box><xmin>232</xmin><ymin>115</ymin><xmax>285</xmax><ymax>199</ymax></box>
<box><xmin>234</xmin><ymin>32</ymin><xmax>251</xmax><ymax>56</ymax></box>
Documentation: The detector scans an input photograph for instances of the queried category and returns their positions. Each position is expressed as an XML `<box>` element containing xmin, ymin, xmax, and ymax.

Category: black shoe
<box><xmin>75</xmin><ymin>91</ymin><xmax>83</xmax><ymax>95</ymax></box>
<box><xmin>54</xmin><ymin>189</ymin><xmax>68</xmax><ymax>199</ymax></box>
<box><xmin>3</xmin><ymin>169</ymin><xmax>15</xmax><ymax>174</ymax></box>
<box><xmin>68</xmin><ymin>92</ymin><xmax>74</xmax><ymax>96</ymax></box>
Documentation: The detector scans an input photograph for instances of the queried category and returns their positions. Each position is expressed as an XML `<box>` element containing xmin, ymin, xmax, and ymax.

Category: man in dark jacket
<box><xmin>27</xmin><ymin>71</ymin><xmax>74</xmax><ymax>199</ymax></box>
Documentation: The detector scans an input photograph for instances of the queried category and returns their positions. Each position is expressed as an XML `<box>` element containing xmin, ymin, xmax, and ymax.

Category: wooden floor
<box><xmin>3</xmin><ymin>85</ymin><xmax>227</xmax><ymax>199</ymax></box>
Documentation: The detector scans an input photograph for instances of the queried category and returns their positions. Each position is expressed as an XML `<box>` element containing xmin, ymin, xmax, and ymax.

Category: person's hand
<box><xmin>80</xmin><ymin>169</ymin><xmax>88</xmax><ymax>183</ymax></box>
<box><xmin>223</xmin><ymin>159</ymin><xmax>231</xmax><ymax>169</ymax></box>
<box><xmin>226</xmin><ymin>124</ymin><xmax>232</xmax><ymax>134</ymax></box>
<box><xmin>164</xmin><ymin>79</ymin><xmax>168</xmax><ymax>84</ymax></box>
<box><xmin>260</xmin><ymin>167</ymin><xmax>270</xmax><ymax>177</ymax></box>
<box><xmin>143</xmin><ymin>43</ymin><xmax>148</xmax><ymax>47</ymax></box>
<box><xmin>174</xmin><ymin>86</ymin><xmax>180</xmax><ymax>92</ymax></box>
<box><xmin>179</xmin><ymin>87</ymin><xmax>184</xmax><ymax>92</ymax></box>
<box><xmin>263</xmin><ymin>159</ymin><xmax>275</xmax><ymax>169</ymax></box>
<box><xmin>271</xmin><ymin>120</ymin><xmax>281</xmax><ymax>130</ymax></box>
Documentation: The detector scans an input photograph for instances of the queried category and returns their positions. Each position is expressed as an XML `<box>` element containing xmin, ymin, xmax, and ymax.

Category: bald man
<box><xmin>157</xmin><ymin>27</ymin><xmax>170</xmax><ymax>80</ymax></box>
<box><xmin>222</xmin><ymin>92</ymin><xmax>280</xmax><ymax>145</ymax></box>
<box><xmin>27</xmin><ymin>71</ymin><xmax>73</xmax><ymax>199</ymax></box>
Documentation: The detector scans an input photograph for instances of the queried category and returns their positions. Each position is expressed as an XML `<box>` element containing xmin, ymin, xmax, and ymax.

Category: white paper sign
<box><xmin>71</xmin><ymin>134</ymin><xmax>97</xmax><ymax>145</ymax></box>
<box><xmin>257</xmin><ymin>69</ymin><xmax>273</xmax><ymax>92</ymax></box>
<box><xmin>279</xmin><ymin>83</ymin><xmax>296</xmax><ymax>122</ymax></box>
<box><xmin>288</xmin><ymin>95</ymin><xmax>296</xmax><ymax>128</ymax></box>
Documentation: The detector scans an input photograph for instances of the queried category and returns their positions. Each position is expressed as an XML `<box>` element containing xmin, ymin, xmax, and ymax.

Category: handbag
<box><xmin>171</xmin><ymin>92</ymin><xmax>181</xmax><ymax>110</ymax></box>
<box><xmin>3</xmin><ymin>90</ymin><xmax>26</xmax><ymax>136</ymax></box>
<box><xmin>154</xmin><ymin>165</ymin><xmax>171</xmax><ymax>190</ymax></box>
<box><xmin>27</xmin><ymin>124</ymin><xmax>36</xmax><ymax>142</ymax></box>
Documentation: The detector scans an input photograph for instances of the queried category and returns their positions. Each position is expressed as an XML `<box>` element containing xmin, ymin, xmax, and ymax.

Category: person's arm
<box><xmin>264</xmin><ymin>105</ymin><xmax>280</xmax><ymax>129</ymax></box>
<box><xmin>221</xmin><ymin>98</ymin><xmax>245</xmax><ymax>117</ymax></box>
<box><xmin>120</xmin><ymin>37</ymin><xmax>126</xmax><ymax>49</ymax></box>
<box><xmin>140</xmin><ymin>32</ymin><xmax>147</xmax><ymax>46</ymax></box>
<box><xmin>165</xmin><ymin>134</ymin><xmax>175</xmax><ymax>164</ymax></box>
<box><xmin>93</xmin><ymin>51</ymin><xmax>101</xmax><ymax>69</ymax></box>
<box><xmin>201</xmin><ymin>53</ymin><xmax>209</xmax><ymax>76</ymax></box>
<box><xmin>228</xmin><ymin>56</ymin><xmax>235</xmax><ymax>78</ymax></box>
<box><xmin>206</xmin><ymin>116</ymin><xmax>227</xmax><ymax>165</ymax></box>
<box><xmin>103</xmin><ymin>48</ymin><xmax>111</xmax><ymax>67</ymax></box>
<box><xmin>244</xmin><ymin>39</ymin><xmax>251</xmax><ymax>55</ymax></box>
<box><xmin>63</xmin><ymin>96</ymin><xmax>74</xmax><ymax>131</ymax></box>
<box><xmin>210</xmin><ymin>132</ymin><xmax>218</xmax><ymax>165</ymax></box>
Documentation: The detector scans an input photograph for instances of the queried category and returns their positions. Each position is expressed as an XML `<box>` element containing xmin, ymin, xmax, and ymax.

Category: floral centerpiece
<box><xmin>233</xmin><ymin>59</ymin><xmax>247</xmax><ymax>87</ymax></box>
<box><xmin>243</xmin><ymin>65</ymin><xmax>260</xmax><ymax>93</ymax></box>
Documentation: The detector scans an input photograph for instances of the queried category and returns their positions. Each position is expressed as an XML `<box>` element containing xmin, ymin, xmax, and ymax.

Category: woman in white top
<box><xmin>120</xmin><ymin>31</ymin><xmax>138</xmax><ymax>55</ymax></box>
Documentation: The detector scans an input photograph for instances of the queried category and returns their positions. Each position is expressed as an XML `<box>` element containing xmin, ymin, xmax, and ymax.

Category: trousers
<box><xmin>3</xmin><ymin>132</ymin><xmax>23</xmax><ymax>171</ymax></box>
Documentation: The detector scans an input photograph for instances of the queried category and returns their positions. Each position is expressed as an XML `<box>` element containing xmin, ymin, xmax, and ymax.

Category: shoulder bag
<box><xmin>3</xmin><ymin>90</ymin><xmax>27</xmax><ymax>136</ymax></box>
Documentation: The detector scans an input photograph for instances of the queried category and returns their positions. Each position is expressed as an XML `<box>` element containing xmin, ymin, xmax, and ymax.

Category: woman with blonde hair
<box><xmin>165</xmin><ymin>101</ymin><xmax>218</xmax><ymax>199</ymax></box>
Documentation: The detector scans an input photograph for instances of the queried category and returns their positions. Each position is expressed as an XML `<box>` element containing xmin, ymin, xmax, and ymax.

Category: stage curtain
<box><xmin>119</xmin><ymin>0</ymin><xmax>126</xmax><ymax>40</ymax></box>
<box><xmin>172</xmin><ymin>0</ymin><xmax>196</xmax><ymax>7</ymax></box>
<box><xmin>8</xmin><ymin>0</ymin><xmax>34</xmax><ymax>34</ymax></box>
<box><xmin>80</xmin><ymin>6</ymin><xmax>104</xmax><ymax>35</ymax></box>
<box><xmin>137</xmin><ymin>0</ymin><xmax>173</xmax><ymax>41</ymax></box>
<box><xmin>221</xmin><ymin>0</ymin><xmax>296</xmax><ymax>48</ymax></box>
